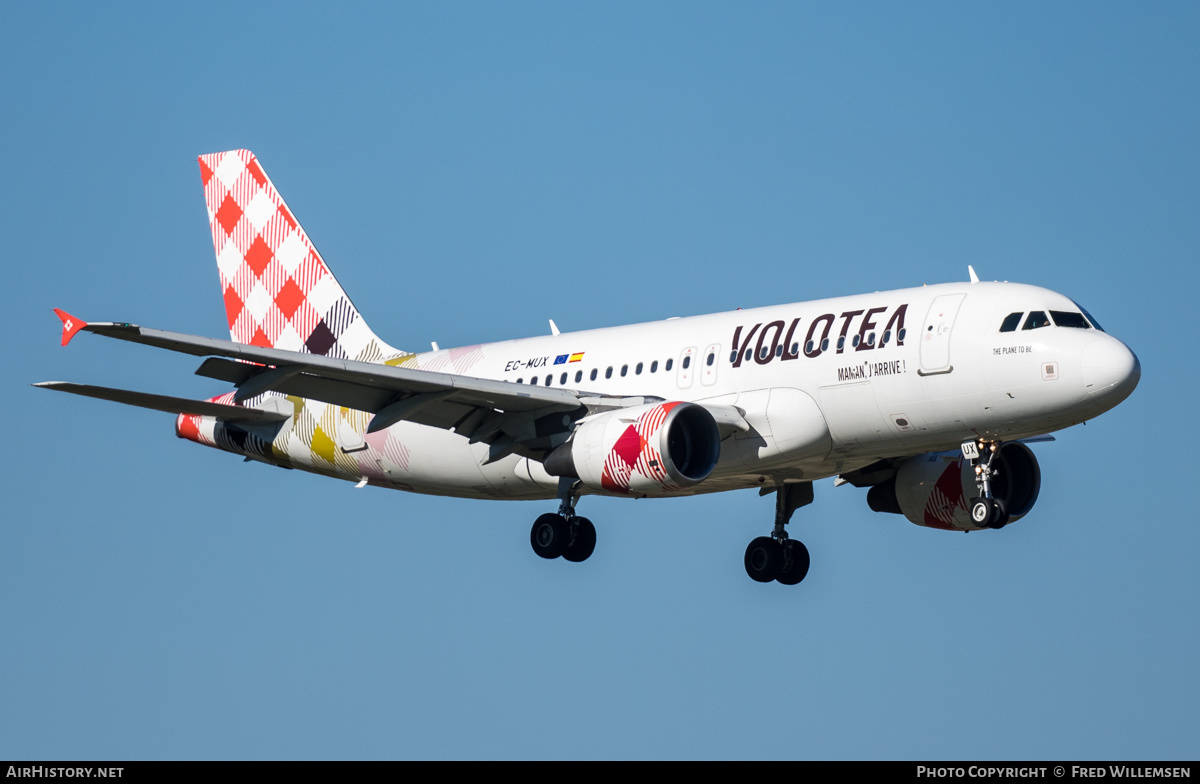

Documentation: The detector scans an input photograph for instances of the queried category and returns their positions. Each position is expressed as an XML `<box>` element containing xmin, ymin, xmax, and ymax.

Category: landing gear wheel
<box><xmin>531</xmin><ymin>513</ymin><xmax>569</xmax><ymax>559</ymax></box>
<box><xmin>776</xmin><ymin>539</ymin><xmax>810</xmax><ymax>585</ymax></box>
<box><xmin>562</xmin><ymin>516</ymin><xmax>596</xmax><ymax>562</ymax></box>
<box><xmin>744</xmin><ymin>536</ymin><xmax>782</xmax><ymax>583</ymax></box>
<box><xmin>970</xmin><ymin>497</ymin><xmax>995</xmax><ymax>527</ymax></box>
<box><xmin>986</xmin><ymin>498</ymin><xmax>1010</xmax><ymax>529</ymax></box>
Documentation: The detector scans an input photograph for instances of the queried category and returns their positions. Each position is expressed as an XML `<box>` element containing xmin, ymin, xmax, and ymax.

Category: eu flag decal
<box><xmin>554</xmin><ymin>354</ymin><xmax>569</xmax><ymax>365</ymax></box>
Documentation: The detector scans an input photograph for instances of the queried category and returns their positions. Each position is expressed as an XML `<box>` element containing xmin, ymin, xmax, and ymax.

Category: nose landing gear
<box><xmin>964</xmin><ymin>439</ymin><xmax>1010</xmax><ymax>529</ymax></box>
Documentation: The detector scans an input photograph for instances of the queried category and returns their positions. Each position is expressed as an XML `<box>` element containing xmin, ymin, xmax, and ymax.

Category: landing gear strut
<box><xmin>530</xmin><ymin>478</ymin><xmax>596</xmax><ymax>562</ymax></box>
<box><xmin>744</xmin><ymin>481</ymin><xmax>813</xmax><ymax>585</ymax></box>
<box><xmin>963</xmin><ymin>439</ymin><xmax>1010</xmax><ymax>529</ymax></box>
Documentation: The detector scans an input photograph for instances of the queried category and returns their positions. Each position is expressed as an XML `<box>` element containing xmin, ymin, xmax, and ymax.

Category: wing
<box><xmin>43</xmin><ymin>311</ymin><xmax>752</xmax><ymax>464</ymax></box>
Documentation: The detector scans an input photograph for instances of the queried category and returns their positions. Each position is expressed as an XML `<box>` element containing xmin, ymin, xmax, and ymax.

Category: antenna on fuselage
<box><xmin>968</xmin><ymin>265</ymin><xmax>980</xmax><ymax>283</ymax></box>
<box><xmin>549</xmin><ymin>319</ymin><xmax>561</xmax><ymax>336</ymax></box>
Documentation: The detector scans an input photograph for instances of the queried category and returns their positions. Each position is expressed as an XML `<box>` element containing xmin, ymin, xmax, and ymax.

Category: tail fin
<box><xmin>198</xmin><ymin>150</ymin><xmax>409</xmax><ymax>363</ymax></box>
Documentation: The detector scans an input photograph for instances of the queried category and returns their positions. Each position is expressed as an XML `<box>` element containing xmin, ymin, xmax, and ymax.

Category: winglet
<box><xmin>53</xmin><ymin>308</ymin><xmax>87</xmax><ymax>346</ymax></box>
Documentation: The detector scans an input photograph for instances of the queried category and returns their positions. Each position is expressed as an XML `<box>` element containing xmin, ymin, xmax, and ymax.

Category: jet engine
<box><xmin>867</xmin><ymin>442</ymin><xmax>1041</xmax><ymax>530</ymax></box>
<box><xmin>543</xmin><ymin>401</ymin><xmax>721</xmax><ymax>496</ymax></box>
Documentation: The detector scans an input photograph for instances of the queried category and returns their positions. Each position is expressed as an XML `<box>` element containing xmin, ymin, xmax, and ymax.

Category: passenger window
<box><xmin>545</xmin><ymin>374</ymin><xmax>552</xmax><ymax>386</ymax></box>
<box><xmin>651</xmin><ymin>360</ymin><xmax>658</xmax><ymax>373</ymax></box>
<box><xmin>516</xmin><ymin>378</ymin><xmax>523</xmax><ymax>384</ymax></box>
<box><xmin>1023</xmin><ymin>311</ymin><xmax>1051</xmax><ymax>330</ymax></box>
<box><xmin>729</xmin><ymin>350</ymin><xmax>738</xmax><ymax>363</ymax></box>
<box><xmin>635</xmin><ymin>362</ymin><xmax>643</xmax><ymax>375</ymax></box>
<box><xmin>605</xmin><ymin>367</ymin><xmax>613</xmax><ymax>379</ymax></box>
<box><xmin>560</xmin><ymin>372</ymin><xmax>567</xmax><ymax>385</ymax></box>
<box><xmin>621</xmin><ymin>364</ymin><xmax>628</xmax><ymax>377</ymax></box>
<box><xmin>821</xmin><ymin>338</ymin><xmax>829</xmax><ymax>352</ymax></box>
<box><xmin>882</xmin><ymin>330</ymin><xmax>891</xmax><ymax>345</ymax></box>
<box><xmin>790</xmin><ymin>342</ymin><xmax>799</xmax><ymax>355</ymax></box>
<box><xmin>867</xmin><ymin>332</ymin><xmax>876</xmax><ymax>347</ymax></box>
<box><xmin>837</xmin><ymin>336</ymin><xmax>845</xmax><ymax>351</ymax></box>
<box><xmin>682</xmin><ymin>356</ymin><xmax>691</xmax><ymax>369</ymax></box>
<box><xmin>852</xmin><ymin>335</ymin><xmax>861</xmax><ymax>348</ymax></box>
<box><xmin>529</xmin><ymin>377</ymin><xmax>537</xmax><ymax>385</ymax></box>
<box><xmin>590</xmin><ymin>368</ymin><xmax>598</xmax><ymax>381</ymax></box>
<box><xmin>999</xmin><ymin>312</ymin><xmax>1023</xmax><ymax>333</ymax></box>
<box><xmin>666</xmin><ymin>358</ymin><xmax>673</xmax><ymax>371</ymax></box>
<box><xmin>706</xmin><ymin>353</ymin><xmax>715</xmax><ymax>366</ymax></box>
<box><xmin>1050</xmin><ymin>311</ymin><xmax>1090</xmax><ymax>329</ymax></box>
<box><xmin>744</xmin><ymin>348</ymin><xmax>752</xmax><ymax>362</ymax></box>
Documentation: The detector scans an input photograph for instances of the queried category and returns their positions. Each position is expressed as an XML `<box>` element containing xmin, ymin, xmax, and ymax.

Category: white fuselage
<box><xmin>209</xmin><ymin>280</ymin><xmax>1139</xmax><ymax>501</ymax></box>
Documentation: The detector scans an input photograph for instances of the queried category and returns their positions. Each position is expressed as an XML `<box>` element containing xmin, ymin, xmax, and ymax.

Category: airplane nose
<box><xmin>1082</xmin><ymin>337</ymin><xmax>1140</xmax><ymax>406</ymax></box>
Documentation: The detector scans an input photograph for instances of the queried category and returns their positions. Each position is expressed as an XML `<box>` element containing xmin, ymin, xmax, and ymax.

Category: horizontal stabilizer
<box><xmin>63</xmin><ymin>320</ymin><xmax>582</xmax><ymax>416</ymax></box>
<box><xmin>33</xmin><ymin>382</ymin><xmax>290</xmax><ymax>424</ymax></box>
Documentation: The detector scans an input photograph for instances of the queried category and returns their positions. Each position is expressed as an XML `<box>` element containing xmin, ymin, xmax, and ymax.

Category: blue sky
<box><xmin>3</xmin><ymin>1</ymin><xmax>1197</xmax><ymax>760</ymax></box>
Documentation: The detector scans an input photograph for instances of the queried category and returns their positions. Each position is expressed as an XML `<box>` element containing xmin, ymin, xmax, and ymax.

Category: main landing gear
<box><xmin>744</xmin><ymin>481</ymin><xmax>813</xmax><ymax>586</ymax></box>
<box><xmin>530</xmin><ymin>479</ymin><xmax>596</xmax><ymax>562</ymax></box>
<box><xmin>530</xmin><ymin>478</ymin><xmax>816</xmax><ymax>582</ymax></box>
<box><xmin>963</xmin><ymin>439</ymin><xmax>1010</xmax><ymax>529</ymax></box>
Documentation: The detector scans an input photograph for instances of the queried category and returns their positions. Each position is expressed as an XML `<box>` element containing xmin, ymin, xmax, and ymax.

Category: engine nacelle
<box><xmin>867</xmin><ymin>442</ymin><xmax>1041</xmax><ymax>531</ymax></box>
<box><xmin>544</xmin><ymin>401</ymin><xmax>721</xmax><ymax>496</ymax></box>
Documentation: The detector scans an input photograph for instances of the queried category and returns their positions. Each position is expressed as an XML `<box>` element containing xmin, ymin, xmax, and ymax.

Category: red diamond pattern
<box><xmin>222</xmin><ymin>285</ymin><xmax>244</xmax><ymax>327</ymax></box>
<box><xmin>215</xmin><ymin>192</ymin><xmax>242</xmax><ymax>236</ymax></box>
<box><xmin>612</xmin><ymin>426</ymin><xmax>642</xmax><ymax>467</ymax></box>
<box><xmin>274</xmin><ymin>277</ymin><xmax>305</xmax><ymax>320</ymax></box>
<box><xmin>244</xmin><ymin>235</ymin><xmax>273</xmax><ymax>277</ymax></box>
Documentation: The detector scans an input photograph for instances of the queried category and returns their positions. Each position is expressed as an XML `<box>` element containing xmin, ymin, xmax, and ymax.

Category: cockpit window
<box><xmin>999</xmin><ymin>312</ymin><xmax>1023</xmax><ymax>332</ymax></box>
<box><xmin>1074</xmin><ymin>302</ymin><xmax>1105</xmax><ymax>332</ymax></box>
<box><xmin>1050</xmin><ymin>310</ymin><xmax>1091</xmax><ymax>329</ymax></box>
<box><xmin>1023</xmin><ymin>311</ymin><xmax>1051</xmax><ymax>330</ymax></box>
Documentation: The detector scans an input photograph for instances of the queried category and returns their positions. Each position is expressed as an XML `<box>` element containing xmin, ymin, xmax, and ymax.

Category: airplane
<box><xmin>36</xmin><ymin>149</ymin><xmax>1141</xmax><ymax>585</ymax></box>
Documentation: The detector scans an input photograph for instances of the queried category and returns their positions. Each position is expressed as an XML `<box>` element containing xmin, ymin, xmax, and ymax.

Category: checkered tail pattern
<box><xmin>198</xmin><ymin>149</ymin><xmax>411</xmax><ymax>364</ymax></box>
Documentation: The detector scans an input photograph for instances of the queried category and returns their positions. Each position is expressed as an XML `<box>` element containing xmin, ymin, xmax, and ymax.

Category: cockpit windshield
<box><xmin>1050</xmin><ymin>311</ymin><xmax>1090</xmax><ymax>329</ymax></box>
<box><xmin>1023</xmin><ymin>311</ymin><xmax>1051</xmax><ymax>330</ymax></box>
<box><xmin>999</xmin><ymin>313</ymin><xmax>1023</xmax><ymax>333</ymax></box>
<box><xmin>999</xmin><ymin>307</ymin><xmax>1099</xmax><ymax>333</ymax></box>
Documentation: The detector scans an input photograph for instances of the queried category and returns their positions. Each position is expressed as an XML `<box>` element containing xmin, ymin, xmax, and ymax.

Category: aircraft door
<box><xmin>676</xmin><ymin>346</ymin><xmax>696</xmax><ymax>389</ymax></box>
<box><xmin>919</xmin><ymin>294</ymin><xmax>965</xmax><ymax>375</ymax></box>
<box><xmin>700</xmin><ymin>343</ymin><xmax>720</xmax><ymax>386</ymax></box>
